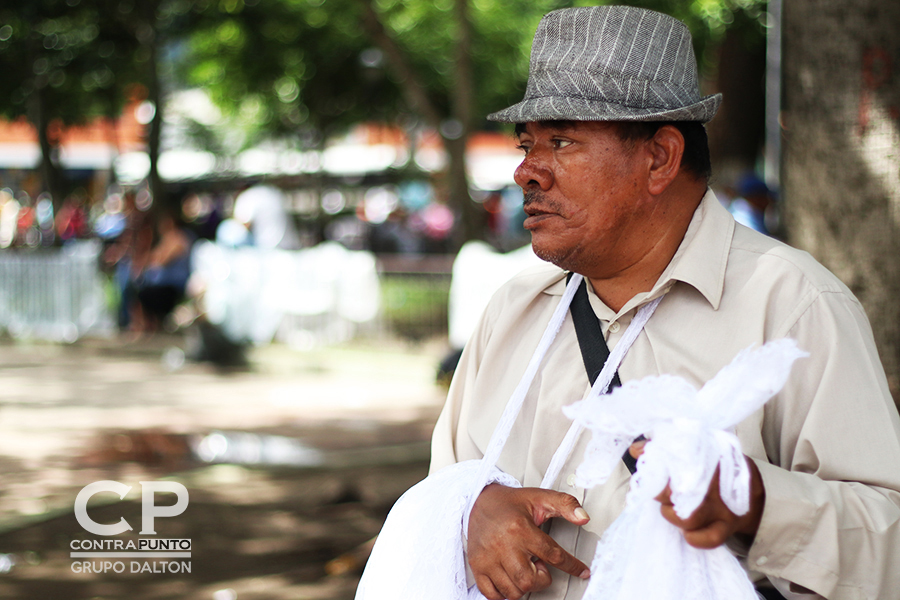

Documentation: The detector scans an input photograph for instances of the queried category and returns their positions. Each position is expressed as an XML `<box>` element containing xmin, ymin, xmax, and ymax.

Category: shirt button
<box><xmin>756</xmin><ymin>556</ymin><xmax>768</xmax><ymax>566</ymax></box>
<box><xmin>608</xmin><ymin>322</ymin><xmax>621</xmax><ymax>333</ymax></box>
<box><xmin>566</xmin><ymin>474</ymin><xmax>577</xmax><ymax>487</ymax></box>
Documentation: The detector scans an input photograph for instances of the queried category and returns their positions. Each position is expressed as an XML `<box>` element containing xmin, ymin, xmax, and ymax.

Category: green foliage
<box><xmin>182</xmin><ymin>0</ymin><xmax>402</xmax><ymax>148</ymax></box>
<box><xmin>0</xmin><ymin>0</ymin><xmax>134</xmax><ymax>124</ymax></box>
<box><xmin>179</xmin><ymin>0</ymin><xmax>569</xmax><ymax>146</ymax></box>
<box><xmin>0</xmin><ymin>0</ymin><xmax>768</xmax><ymax>199</ymax></box>
<box><xmin>180</xmin><ymin>0</ymin><xmax>767</xmax><ymax>150</ymax></box>
<box><xmin>380</xmin><ymin>274</ymin><xmax>450</xmax><ymax>340</ymax></box>
<box><xmin>611</xmin><ymin>0</ymin><xmax>769</xmax><ymax>72</ymax></box>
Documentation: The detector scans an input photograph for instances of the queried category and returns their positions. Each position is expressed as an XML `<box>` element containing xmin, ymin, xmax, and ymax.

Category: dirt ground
<box><xmin>0</xmin><ymin>334</ymin><xmax>447</xmax><ymax>600</ymax></box>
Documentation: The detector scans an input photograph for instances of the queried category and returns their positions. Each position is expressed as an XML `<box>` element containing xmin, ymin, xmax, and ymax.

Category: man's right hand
<box><xmin>467</xmin><ymin>483</ymin><xmax>591</xmax><ymax>600</ymax></box>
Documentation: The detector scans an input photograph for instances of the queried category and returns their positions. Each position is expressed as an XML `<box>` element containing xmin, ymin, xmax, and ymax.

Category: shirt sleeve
<box><xmin>747</xmin><ymin>288</ymin><xmax>900</xmax><ymax>599</ymax></box>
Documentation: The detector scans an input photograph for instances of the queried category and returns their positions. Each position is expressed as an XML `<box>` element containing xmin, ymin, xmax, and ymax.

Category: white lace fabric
<box><xmin>355</xmin><ymin>460</ymin><xmax>518</xmax><ymax>600</ymax></box>
<box><xmin>563</xmin><ymin>338</ymin><xmax>808</xmax><ymax>600</ymax></box>
<box><xmin>356</xmin><ymin>273</ymin><xmax>806</xmax><ymax>600</ymax></box>
<box><xmin>358</xmin><ymin>274</ymin><xmax>657</xmax><ymax>600</ymax></box>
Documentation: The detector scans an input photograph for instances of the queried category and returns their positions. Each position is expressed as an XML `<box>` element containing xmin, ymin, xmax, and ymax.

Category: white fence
<box><xmin>0</xmin><ymin>240</ymin><xmax>451</xmax><ymax>346</ymax></box>
<box><xmin>0</xmin><ymin>241</ymin><xmax>115</xmax><ymax>341</ymax></box>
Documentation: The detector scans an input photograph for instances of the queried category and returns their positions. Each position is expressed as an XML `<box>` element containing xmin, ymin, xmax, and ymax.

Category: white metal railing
<box><xmin>0</xmin><ymin>241</ymin><xmax>115</xmax><ymax>341</ymax></box>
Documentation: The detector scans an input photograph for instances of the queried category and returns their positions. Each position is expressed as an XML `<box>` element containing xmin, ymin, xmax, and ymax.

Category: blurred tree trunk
<box><xmin>360</xmin><ymin>0</ymin><xmax>483</xmax><ymax>248</ymax></box>
<box><xmin>145</xmin><ymin>35</ymin><xmax>164</xmax><ymax>208</ymax></box>
<box><xmin>782</xmin><ymin>0</ymin><xmax>900</xmax><ymax>403</ymax></box>
<box><xmin>30</xmin><ymin>87</ymin><xmax>63</xmax><ymax>206</ymax></box>
<box><xmin>705</xmin><ymin>12</ymin><xmax>767</xmax><ymax>184</ymax></box>
<box><xmin>447</xmin><ymin>0</ymin><xmax>485</xmax><ymax>248</ymax></box>
<box><xmin>134</xmin><ymin>2</ymin><xmax>166</xmax><ymax>210</ymax></box>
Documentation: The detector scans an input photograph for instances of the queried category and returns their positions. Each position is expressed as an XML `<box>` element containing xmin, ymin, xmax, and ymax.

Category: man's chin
<box><xmin>531</xmin><ymin>240</ymin><xmax>574</xmax><ymax>271</ymax></box>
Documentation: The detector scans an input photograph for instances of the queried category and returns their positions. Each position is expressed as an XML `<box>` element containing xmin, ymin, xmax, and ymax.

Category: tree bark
<box><xmin>447</xmin><ymin>0</ymin><xmax>484</xmax><ymax>247</ymax></box>
<box><xmin>144</xmin><ymin>26</ymin><xmax>165</xmax><ymax>210</ymax></box>
<box><xmin>30</xmin><ymin>86</ymin><xmax>63</xmax><ymax>207</ymax></box>
<box><xmin>705</xmin><ymin>17</ymin><xmax>767</xmax><ymax>184</ymax></box>
<box><xmin>359</xmin><ymin>0</ymin><xmax>482</xmax><ymax>248</ymax></box>
<box><xmin>782</xmin><ymin>0</ymin><xmax>900</xmax><ymax>403</ymax></box>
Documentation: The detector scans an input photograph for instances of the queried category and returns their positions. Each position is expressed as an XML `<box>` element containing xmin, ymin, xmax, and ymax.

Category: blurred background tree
<box><xmin>0</xmin><ymin>0</ymin><xmax>771</xmax><ymax>231</ymax></box>
<box><xmin>0</xmin><ymin>0</ymin><xmax>203</xmax><ymax>208</ymax></box>
<box><xmin>0</xmin><ymin>0</ymin><xmax>139</xmax><ymax>205</ymax></box>
<box><xmin>180</xmin><ymin>0</ymin><xmax>768</xmax><ymax>245</ymax></box>
<box><xmin>782</xmin><ymin>0</ymin><xmax>900</xmax><ymax>399</ymax></box>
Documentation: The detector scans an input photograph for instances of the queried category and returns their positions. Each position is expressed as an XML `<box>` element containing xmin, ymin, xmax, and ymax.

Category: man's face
<box><xmin>514</xmin><ymin>120</ymin><xmax>650</xmax><ymax>277</ymax></box>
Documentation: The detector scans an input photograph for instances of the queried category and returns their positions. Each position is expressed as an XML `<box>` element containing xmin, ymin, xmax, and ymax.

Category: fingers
<box><xmin>473</xmin><ymin>573</ymin><xmax>504</xmax><ymax>600</ymax></box>
<box><xmin>682</xmin><ymin>519</ymin><xmax>732</xmax><ymax>549</ymax></box>
<box><xmin>475</xmin><ymin>570</ymin><xmax>523</xmax><ymax>600</ymax></box>
<box><xmin>530</xmin><ymin>534</ymin><xmax>590</xmax><ymax>579</ymax></box>
<box><xmin>655</xmin><ymin>466</ymin><xmax>753</xmax><ymax>549</ymax></box>
<box><xmin>659</xmin><ymin>500</ymin><xmax>732</xmax><ymax>548</ymax></box>
<box><xmin>475</xmin><ymin>547</ymin><xmax>553</xmax><ymax>599</ymax></box>
<box><xmin>530</xmin><ymin>488</ymin><xmax>591</xmax><ymax>527</ymax></box>
<box><xmin>467</xmin><ymin>485</ymin><xmax>590</xmax><ymax>599</ymax></box>
<box><xmin>628</xmin><ymin>439</ymin><xmax>647</xmax><ymax>459</ymax></box>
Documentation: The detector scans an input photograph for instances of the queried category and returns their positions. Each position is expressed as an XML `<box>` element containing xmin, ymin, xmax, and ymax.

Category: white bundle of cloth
<box><xmin>355</xmin><ymin>459</ymin><xmax>517</xmax><ymax>600</ymax></box>
<box><xmin>563</xmin><ymin>338</ymin><xmax>807</xmax><ymax>600</ymax></box>
<box><xmin>356</xmin><ymin>271</ymin><xmax>806</xmax><ymax>600</ymax></box>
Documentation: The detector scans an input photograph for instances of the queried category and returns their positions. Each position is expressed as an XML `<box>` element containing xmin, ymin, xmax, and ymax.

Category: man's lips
<box><xmin>523</xmin><ymin>207</ymin><xmax>558</xmax><ymax>228</ymax></box>
<box><xmin>523</xmin><ymin>205</ymin><xmax>550</xmax><ymax>217</ymax></box>
<box><xmin>523</xmin><ymin>190</ymin><xmax>561</xmax><ymax>228</ymax></box>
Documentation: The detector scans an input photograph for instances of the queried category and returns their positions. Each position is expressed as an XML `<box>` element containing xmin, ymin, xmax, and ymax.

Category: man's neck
<box><xmin>587</xmin><ymin>182</ymin><xmax>706</xmax><ymax>312</ymax></box>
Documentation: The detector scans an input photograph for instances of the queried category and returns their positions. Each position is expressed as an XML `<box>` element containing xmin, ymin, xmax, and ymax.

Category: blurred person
<box><xmin>94</xmin><ymin>191</ymin><xmax>128</xmax><ymax>242</ymax></box>
<box><xmin>369</xmin><ymin>207</ymin><xmax>420</xmax><ymax>254</ymax></box>
<box><xmin>215</xmin><ymin>216</ymin><xmax>251</xmax><ymax>248</ymax></box>
<box><xmin>182</xmin><ymin>192</ymin><xmax>224</xmax><ymax>240</ymax></box>
<box><xmin>729</xmin><ymin>171</ymin><xmax>776</xmax><ymax>236</ymax></box>
<box><xmin>0</xmin><ymin>190</ymin><xmax>19</xmax><ymax>248</ymax></box>
<box><xmin>131</xmin><ymin>210</ymin><xmax>195</xmax><ymax>334</ymax></box>
<box><xmin>421</xmin><ymin>6</ymin><xmax>900</xmax><ymax>600</ymax></box>
<box><xmin>35</xmin><ymin>193</ymin><xmax>55</xmax><ymax>246</ymax></box>
<box><xmin>55</xmin><ymin>192</ymin><xmax>90</xmax><ymax>242</ymax></box>
<box><xmin>15</xmin><ymin>194</ymin><xmax>37</xmax><ymax>247</ymax></box>
<box><xmin>103</xmin><ymin>190</ymin><xmax>153</xmax><ymax>331</ymax></box>
<box><xmin>233</xmin><ymin>183</ymin><xmax>300</xmax><ymax>250</ymax></box>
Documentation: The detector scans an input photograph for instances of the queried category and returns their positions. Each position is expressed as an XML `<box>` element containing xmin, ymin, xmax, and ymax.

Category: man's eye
<box><xmin>553</xmin><ymin>139</ymin><xmax>573</xmax><ymax>149</ymax></box>
<box><xmin>515</xmin><ymin>144</ymin><xmax>531</xmax><ymax>155</ymax></box>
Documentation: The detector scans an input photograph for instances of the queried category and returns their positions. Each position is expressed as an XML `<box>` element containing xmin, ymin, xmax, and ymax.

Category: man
<box><xmin>430</xmin><ymin>6</ymin><xmax>900</xmax><ymax>600</ymax></box>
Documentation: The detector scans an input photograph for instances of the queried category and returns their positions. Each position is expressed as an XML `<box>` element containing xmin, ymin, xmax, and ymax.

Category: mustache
<box><xmin>523</xmin><ymin>190</ymin><xmax>560</xmax><ymax>212</ymax></box>
<box><xmin>523</xmin><ymin>189</ymin><xmax>545</xmax><ymax>207</ymax></box>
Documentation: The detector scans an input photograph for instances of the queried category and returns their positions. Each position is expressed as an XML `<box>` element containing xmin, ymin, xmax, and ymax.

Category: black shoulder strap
<box><xmin>567</xmin><ymin>274</ymin><xmax>639</xmax><ymax>474</ymax></box>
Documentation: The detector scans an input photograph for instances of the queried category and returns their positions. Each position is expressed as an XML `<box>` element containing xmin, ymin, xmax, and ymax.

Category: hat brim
<box><xmin>487</xmin><ymin>93</ymin><xmax>721</xmax><ymax>124</ymax></box>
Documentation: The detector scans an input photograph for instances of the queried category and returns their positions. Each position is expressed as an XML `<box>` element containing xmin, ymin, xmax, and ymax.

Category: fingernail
<box><xmin>574</xmin><ymin>507</ymin><xmax>589</xmax><ymax>521</ymax></box>
<box><xmin>580</xmin><ymin>568</ymin><xmax>590</xmax><ymax>579</ymax></box>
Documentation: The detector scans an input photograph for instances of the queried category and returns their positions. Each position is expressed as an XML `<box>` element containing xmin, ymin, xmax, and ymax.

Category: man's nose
<box><xmin>514</xmin><ymin>153</ymin><xmax>553</xmax><ymax>190</ymax></box>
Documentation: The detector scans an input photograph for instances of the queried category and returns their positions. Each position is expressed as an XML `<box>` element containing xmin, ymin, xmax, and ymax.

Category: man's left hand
<box><xmin>628</xmin><ymin>441</ymin><xmax>766</xmax><ymax>548</ymax></box>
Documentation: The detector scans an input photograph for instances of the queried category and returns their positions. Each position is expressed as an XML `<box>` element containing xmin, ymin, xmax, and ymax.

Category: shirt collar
<box><xmin>651</xmin><ymin>188</ymin><xmax>733</xmax><ymax>310</ymax></box>
<box><xmin>543</xmin><ymin>188</ymin><xmax>733</xmax><ymax>311</ymax></box>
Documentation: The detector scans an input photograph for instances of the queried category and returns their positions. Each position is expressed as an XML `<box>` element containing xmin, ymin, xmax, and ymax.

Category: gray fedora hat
<box><xmin>488</xmin><ymin>6</ymin><xmax>721</xmax><ymax>123</ymax></box>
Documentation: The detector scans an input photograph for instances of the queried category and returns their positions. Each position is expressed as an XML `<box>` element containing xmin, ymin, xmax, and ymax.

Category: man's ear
<box><xmin>646</xmin><ymin>125</ymin><xmax>685</xmax><ymax>196</ymax></box>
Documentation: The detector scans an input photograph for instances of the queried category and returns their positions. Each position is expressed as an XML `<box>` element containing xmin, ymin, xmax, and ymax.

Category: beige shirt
<box><xmin>430</xmin><ymin>190</ymin><xmax>900</xmax><ymax>600</ymax></box>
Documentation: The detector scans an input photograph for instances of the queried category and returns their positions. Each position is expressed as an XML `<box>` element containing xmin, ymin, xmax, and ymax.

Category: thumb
<box><xmin>530</xmin><ymin>489</ymin><xmax>591</xmax><ymax>527</ymax></box>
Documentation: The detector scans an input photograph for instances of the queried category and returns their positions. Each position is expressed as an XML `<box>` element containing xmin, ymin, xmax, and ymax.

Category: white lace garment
<box><xmin>356</xmin><ymin>272</ymin><xmax>805</xmax><ymax>600</ymax></box>
<box><xmin>357</xmin><ymin>274</ymin><xmax>657</xmax><ymax>600</ymax></box>
<box><xmin>563</xmin><ymin>338</ymin><xmax>808</xmax><ymax>600</ymax></box>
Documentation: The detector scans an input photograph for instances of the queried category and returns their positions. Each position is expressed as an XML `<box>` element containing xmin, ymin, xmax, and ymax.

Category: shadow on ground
<box><xmin>0</xmin><ymin>335</ymin><xmax>446</xmax><ymax>599</ymax></box>
<box><xmin>0</xmin><ymin>459</ymin><xmax>429</xmax><ymax>600</ymax></box>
